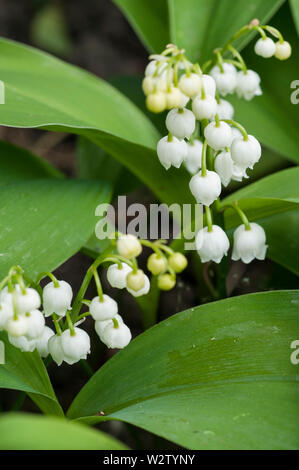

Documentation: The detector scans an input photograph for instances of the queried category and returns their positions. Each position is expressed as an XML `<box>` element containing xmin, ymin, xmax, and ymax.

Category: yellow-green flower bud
<box><xmin>168</xmin><ymin>252</ymin><xmax>188</xmax><ymax>273</ymax></box>
<box><xmin>157</xmin><ymin>273</ymin><xmax>176</xmax><ymax>291</ymax></box>
<box><xmin>117</xmin><ymin>234</ymin><xmax>142</xmax><ymax>259</ymax></box>
<box><xmin>126</xmin><ymin>269</ymin><xmax>145</xmax><ymax>292</ymax></box>
<box><xmin>146</xmin><ymin>92</ymin><xmax>166</xmax><ymax>113</ymax></box>
<box><xmin>147</xmin><ymin>253</ymin><xmax>167</xmax><ymax>275</ymax></box>
<box><xmin>275</xmin><ymin>41</ymin><xmax>292</xmax><ymax>60</ymax></box>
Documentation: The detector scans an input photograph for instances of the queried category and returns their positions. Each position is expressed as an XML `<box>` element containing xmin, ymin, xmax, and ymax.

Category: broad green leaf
<box><xmin>0</xmin><ymin>179</ymin><xmax>111</xmax><ymax>279</ymax></box>
<box><xmin>168</xmin><ymin>0</ymin><xmax>285</xmax><ymax>62</ymax></box>
<box><xmin>113</xmin><ymin>0</ymin><xmax>169</xmax><ymax>52</ymax></box>
<box><xmin>0</xmin><ymin>413</ymin><xmax>127</xmax><ymax>450</ymax></box>
<box><xmin>68</xmin><ymin>291</ymin><xmax>299</xmax><ymax>450</ymax></box>
<box><xmin>0</xmin><ymin>140</ymin><xmax>62</xmax><ymax>184</ymax></box>
<box><xmin>232</xmin><ymin>4</ymin><xmax>299</xmax><ymax>162</ymax></box>
<box><xmin>0</xmin><ymin>332</ymin><xmax>62</xmax><ymax>416</ymax></box>
<box><xmin>0</xmin><ymin>38</ymin><xmax>192</xmax><ymax>205</ymax></box>
<box><xmin>222</xmin><ymin>167</ymin><xmax>299</xmax><ymax>228</ymax></box>
<box><xmin>290</xmin><ymin>0</ymin><xmax>299</xmax><ymax>34</ymax></box>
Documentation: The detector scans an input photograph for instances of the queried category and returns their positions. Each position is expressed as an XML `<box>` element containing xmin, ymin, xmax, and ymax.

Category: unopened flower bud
<box><xmin>275</xmin><ymin>41</ymin><xmax>292</xmax><ymax>60</ymax></box>
<box><xmin>107</xmin><ymin>263</ymin><xmax>132</xmax><ymax>289</ymax></box>
<box><xmin>6</xmin><ymin>315</ymin><xmax>28</xmax><ymax>337</ymax></box>
<box><xmin>146</xmin><ymin>92</ymin><xmax>166</xmax><ymax>113</ymax></box>
<box><xmin>166</xmin><ymin>87</ymin><xmax>183</xmax><ymax>109</ymax></box>
<box><xmin>178</xmin><ymin>73</ymin><xmax>202</xmax><ymax>97</ymax></box>
<box><xmin>147</xmin><ymin>253</ymin><xmax>167</xmax><ymax>275</ymax></box>
<box><xmin>126</xmin><ymin>269</ymin><xmax>145</xmax><ymax>291</ymax></box>
<box><xmin>117</xmin><ymin>234</ymin><xmax>142</xmax><ymax>259</ymax></box>
<box><xmin>157</xmin><ymin>273</ymin><xmax>176</xmax><ymax>291</ymax></box>
<box><xmin>254</xmin><ymin>37</ymin><xmax>276</xmax><ymax>58</ymax></box>
<box><xmin>142</xmin><ymin>76</ymin><xmax>155</xmax><ymax>95</ymax></box>
<box><xmin>168</xmin><ymin>252</ymin><xmax>188</xmax><ymax>273</ymax></box>
<box><xmin>166</xmin><ymin>108</ymin><xmax>196</xmax><ymax>140</ymax></box>
<box><xmin>127</xmin><ymin>274</ymin><xmax>150</xmax><ymax>297</ymax></box>
<box><xmin>90</xmin><ymin>294</ymin><xmax>118</xmax><ymax>321</ymax></box>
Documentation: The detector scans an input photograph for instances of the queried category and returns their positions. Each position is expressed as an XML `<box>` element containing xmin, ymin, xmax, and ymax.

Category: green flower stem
<box><xmin>167</xmin><ymin>132</ymin><xmax>173</xmax><ymax>142</ymax></box>
<box><xmin>0</xmin><ymin>275</ymin><xmax>11</xmax><ymax>293</ymax></box>
<box><xmin>218</xmin><ymin>201</ymin><xmax>251</xmax><ymax>230</ymax></box>
<box><xmin>112</xmin><ymin>317</ymin><xmax>119</xmax><ymax>329</ymax></box>
<box><xmin>223</xmin><ymin>119</ymin><xmax>248</xmax><ymax>140</ymax></box>
<box><xmin>66</xmin><ymin>311</ymin><xmax>75</xmax><ymax>336</ymax></box>
<box><xmin>93</xmin><ymin>268</ymin><xmax>104</xmax><ymax>302</ymax></box>
<box><xmin>263</xmin><ymin>25</ymin><xmax>283</xmax><ymax>42</ymax></box>
<box><xmin>201</xmin><ymin>140</ymin><xmax>208</xmax><ymax>176</ymax></box>
<box><xmin>227</xmin><ymin>45</ymin><xmax>247</xmax><ymax>73</ymax></box>
<box><xmin>52</xmin><ymin>313</ymin><xmax>62</xmax><ymax>336</ymax></box>
<box><xmin>140</xmin><ymin>239</ymin><xmax>164</xmax><ymax>257</ymax></box>
<box><xmin>205</xmin><ymin>206</ymin><xmax>213</xmax><ymax>232</ymax></box>
<box><xmin>76</xmin><ymin>311</ymin><xmax>91</xmax><ymax>322</ymax></box>
<box><xmin>36</xmin><ymin>271</ymin><xmax>59</xmax><ymax>288</ymax></box>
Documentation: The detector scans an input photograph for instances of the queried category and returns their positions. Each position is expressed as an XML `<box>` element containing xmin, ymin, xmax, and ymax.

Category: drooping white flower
<box><xmin>127</xmin><ymin>274</ymin><xmax>150</xmax><ymax>297</ymax></box>
<box><xmin>210</xmin><ymin>63</ymin><xmax>237</xmax><ymax>96</ymax></box>
<box><xmin>165</xmin><ymin>87</ymin><xmax>184</xmax><ymax>109</ymax></box>
<box><xmin>6</xmin><ymin>315</ymin><xmax>28</xmax><ymax>337</ymax></box>
<box><xmin>43</xmin><ymin>280</ymin><xmax>73</xmax><ymax>318</ymax></box>
<box><xmin>157</xmin><ymin>135</ymin><xmax>187</xmax><ymax>170</ymax></box>
<box><xmin>48</xmin><ymin>334</ymin><xmax>64</xmax><ymax>366</ymax></box>
<box><xmin>217</xmin><ymin>99</ymin><xmax>234</xmax><ymax>120</ymax></box>
<box><xmin>24</xmin><ymin>309</ymin><xmax>45</xmax><ymax>340</ymax></box>
<box><xmin>215</xmin><ymin>150</ymin><xmax>248</xmax><ymax>186</ymax></box>
<box><xmin>235</xmin><ymin>70</ymin><xmax>262</xmax><ymax>101</ymax></box>
<box><xmin>165</xmin><ymin>108</ymin><xmax>196</xmax><ymax>140</ymax></box>
<box><xmin>202</xmin><ymin>74</ymin><xmax>216</xmax><ymax>97</ymax></box>
<box><xmin>36</xmin><ymin>326</ymin><xmax>54</xmax><ymax>358</ymax></box>
<box><xmin>196</xmin><ymin>225</ymin><xmax>230</xmax><ymax>263</ymax></box>
<box><xmin>275</xmin><ymin>41</ymin><xmax>292</xmax><ymax>60</ymax></box>
<box><xmin>117</xmin><ymin>234</ymin><xmax>142</xmax><ymax>259</ymax></box>
<box><xmin>107</xmin><ymin>263</ymin><xmax>132</xmax><ymax>289</ymax></box>
<box><xmin>254</xmin><ymin>37</ymin><xmax>276</xmax><ymax>58</ymax></box>
<box><xmin>100</xmin><ymin>321</ymin><xmax>132</xmax><ymax>349</ymax></box>
<box><xmin>60</xmin><ymin>327</ymin><xmax>91</xmax><ymax>365</ymax></box>
<box><xmin>178</xmin><ymin>73</ymin><xmax>202</xmax><ymax>97</ymax></box>
<box><xmin>204</xmin><ymin>121</ymin><xmax>232</xmax><ymax>151</ymax></box>
<box><xmin>192</xmin><ymin>94</ymin><xmax>217</xmax><ymax>120</ymax></box>
<box><xmin>0</xmin><ymin>300</ymin><xmax>14</xmax><ymax>329</ymax></box>
<box><xmin>8</xmin><ymin>334</ymin><xmax>36</xmax><ymax>353</ymax></box>
<box><xmin>89</xmin><ymin>294</ymin><xmax>118</xmax><ymax>321</ymax></box>
<box><xmin>14</xmin><ymin>287</ymin><xmax>41</xmax><ymax>315</ymax></box>
<box><xmin>145</xmin><ymin>57</ymin><xmax>168</xmax><ymax>77</ymax></box>
<box><xmin>94</xmin><ymin>313</ymin><xmax>124</xmax><ymax>338</ymax></box>
<box><xmin>231</xmin><ymin>135</ymin><xmax>261</xmax><ymax>170</ymax></box>
<box><xmin>232</xmin><ymin>223</ymin><xmax>267</xmax><ymax>264</ymax></box>
<box><xmin>184</xmin><ymin>139</ymin><xmax>203</xmax><ymax>174</ymax></box>
<box><xmin>189</xmin><ymin>170</ymin><xmax>221</xmax><ymax>206</ymax></box>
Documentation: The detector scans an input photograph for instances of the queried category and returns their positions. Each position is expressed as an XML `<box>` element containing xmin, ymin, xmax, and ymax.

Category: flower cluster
<box><xmin>142</xmin><ymin>20</ymin><xmax>291</xmax><ymax>265</ymax></box>
<box><xmin>0</xmin><ymin>237</ymin><xmax>187</xmax><ymax>365</ymax></box>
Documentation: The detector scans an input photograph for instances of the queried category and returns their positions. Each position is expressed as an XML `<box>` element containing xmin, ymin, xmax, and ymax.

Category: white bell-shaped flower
<box><xmin>275</xmin><ymin>41</ymin><xmax>292</xmax><ymax>60</ymax></box>
<box><xmin>231</xmin><ymin>135</ymin><xmax>261</xmax><ymax>170</ymax></box>
<box><xmin>215</xmin><ymin>150</ymin><xmax>234</xmax><ymax>187</ymax></box>
<box><xmin>178</xmin><ymin>73</ymin><xmax>202</xmax><ymax>97</ymax></box>
<box><xmin>196</xmin><ymin>225</ymin><xmax>230</xmax><ymax>263</ymax></box>
<box><xmin>117</xmin><ymin>233</ymin><xmax>142</xmax><ymax>259</ymax></box>
<box><xmin>232</xmin><ymin>222</ymin><xmax>268</xmax><ymax>264</ymax></box>
<box><xmin>100</xmin><ymin>321</ymin><xmax>132</xmax><ymax>349</ymax></box>
<box><xmin>254</xmin><ymin>37</ymin><xmax>276</xmax><ymax>58</ymax></box>
<box><xmin>165</xmin><ymin>87</ymin><xmax>184</xmax><ymax>109</ymax></box>
<box><xmin>202</xmin><ymin>74</ymin><xmax>216</xmax><ymax>97</ymax></box>
<box><xmin>204</xmin><ymin>121</ymin><xmax>232</xmax><ymax>151</ymax></box>
<box><xmin>95</xmin><ymin>313</ymin><xmax>124</xmax><ymax>338</ymax></box>
<box><xmin>43</xmin><ymin>280</ymin><xmax>73</xmax><ymax>317</ymax></box>
<box><xmin>25</xmin><ymin>309</ymin><xmax>45</xmax><ymax>340</ymax></box>
<box><xmin>165</xmin><ymin>108</ymin><xmax>196</xmax><ymax>140</ymax></box>
<box><xmin>184</xmin><ymin>139</ymin><xmax>203</xmax><ymax>174</ymax></box>
<box><xmin>192</xmin><ymin>94</ymin><xmax>217</xmax><ymax>120</ymax></box>
<box><xmin>48</xmin><ymin>334</ymin><xmax>64</xmax><ymax>366</ymax></box>
<box><xmin>8</xmin><ymin>335</ymin><xmax>36</xmax><ymax>353</ymax></box>
<box><xmin>189</xmin><ymin>170</ymin><xmax>221</xmax><ymax>206</ymax></box>
<box><xmin>217</xmin><ymin>99</ymin><xmax>234</xmax><ymax>120</ymax></box>
<box><xmin>15</xmin><ymin>287</ymin><xmax>41</xmax><ymax>315</ymax></box>
<box><xmin>145</xmin><ymin>57</ymin><xmax>168</xmax><ymax>77</ymax></box>
<box><xmin>0</xmin><ymin>300</ymin><xmax>14</xmax><ymax>329</ymax></box>
<box><xmin>36</xmin><ymin>326</ymin><xmax>54</xmax><ymax>358</ymax></box>
<box><xmin>107</xmin><ymin>263</ymin><xmax>132</xmax><ymax>289</ymax></box>
<box><xmin>210</xmin><ymin>63</ymin><xmax>237</xmax><ymax>96</ymax></box>
<box><xmin>60</xmin><ymin>327</ymin><xmax>91</xmax><ymax>365</ymax></box>
<box><xmin>90</xmin><ymin>294</ymin><xmax>118</xmax><ymax>321</ymax></box>
<box><xmin>157</xmin><ymin>135</ymin><xmax>187</xmax><ymax>170</ymax></box>
<box><xmin>127</xmin><ymin>274</ymin><xmax>150</xmax><ymax>297</ymax></box>
<box><xmin>236</xmin><ymin>70</ymin><xmax>262</xmax><ymax>101</ymax></box>
<box><xmin>6</xmin><ymin>315</ymin><xmax>28</xmax><ymax>337</ymax></box>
